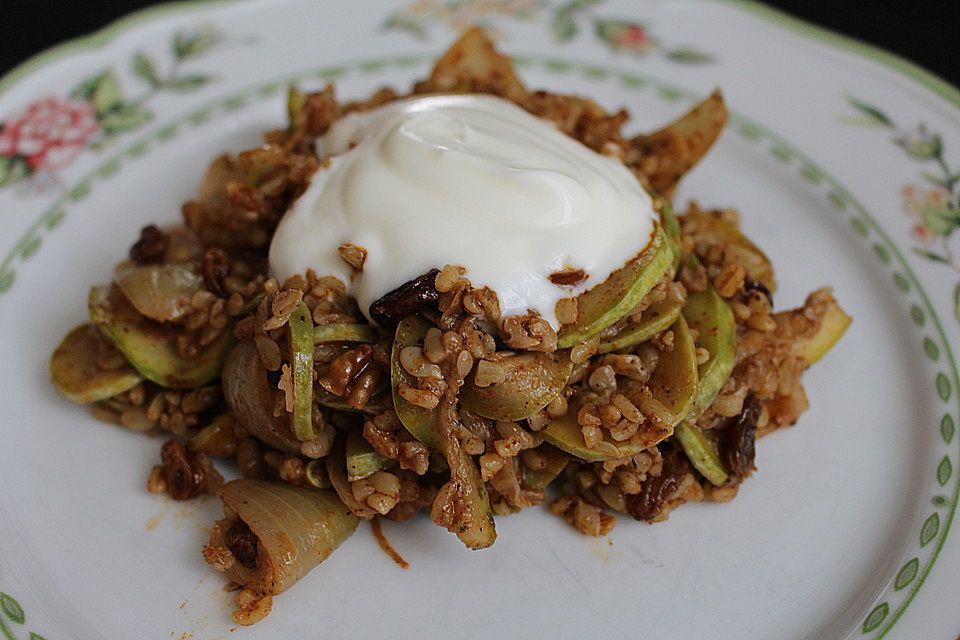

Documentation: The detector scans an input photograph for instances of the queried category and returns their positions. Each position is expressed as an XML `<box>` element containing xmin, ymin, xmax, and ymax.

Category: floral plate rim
<box><xmin>2</xmin><ymin>0</ymin><xmax>958</xmax><ymax>111</ymax></box>
<box><xmin>0</xmin><ymin>2</ymin><xmax>958</xmax><ymax>640</ymax></box>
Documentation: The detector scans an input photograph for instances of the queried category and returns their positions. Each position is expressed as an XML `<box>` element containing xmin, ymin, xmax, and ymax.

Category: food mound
<box><xmin>50</xmin><ymin>28</ymin><xmax>850</xmax><ymax>624</ymax></box>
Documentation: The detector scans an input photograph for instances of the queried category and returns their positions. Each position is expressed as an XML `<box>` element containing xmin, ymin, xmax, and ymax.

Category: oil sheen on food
<box><xmin>269</xmin><ymin>94</ymin><xmax>657</xmax><ymax>327</ymax></box>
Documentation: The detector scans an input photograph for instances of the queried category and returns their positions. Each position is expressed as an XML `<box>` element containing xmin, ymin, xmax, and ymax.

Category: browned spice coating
<box><xmin>370</xmin><ymin>518</ymin><xmax>409</xmax><ymax>569</ymax></box>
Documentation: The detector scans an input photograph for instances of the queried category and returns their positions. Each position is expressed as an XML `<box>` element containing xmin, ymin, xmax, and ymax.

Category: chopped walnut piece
<box><xmin>501</xmin><ymin>314</ymin><xmax>558</xmax><ymax>352</ymax></box>
<box><xmin>549</xmin><ymin>495</ymin><xmax>616</xmax><ymax>536</ymax></box>
<box><xmin>337</xmin><ymin>243</ymin><xmax>368</xmax><ymax>271</ymax></box>
<box><xmin>201</xmin><ymin>247</ymin><xmax>231</xmax><ymax>297</ymax></box>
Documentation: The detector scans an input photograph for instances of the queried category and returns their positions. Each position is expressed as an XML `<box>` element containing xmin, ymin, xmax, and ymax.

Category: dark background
<box><xmin>1</xmin><ymin>1</ymin><xmax>959</xmax><ymax>86</ymax></box>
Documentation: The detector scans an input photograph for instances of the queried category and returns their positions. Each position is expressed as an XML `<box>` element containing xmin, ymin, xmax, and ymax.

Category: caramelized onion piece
<box><xmin>114</xmin><ymin>263</ymin><xmax>202</xmax><ymax>322</ymax></box>
<box><xmin>629</xmin><ymin>89</ymin><xmax>729</xmax><ymax>194</ymax></box>
<box><xmin>325</xmin><ymin>440</ymin><xmax>377</xmax><ymax>519</ymax></box>
<box><xmin>204</xmin><ymin>480</ymin><xmax>359</xmax><ymax>598</ymax></box>
<box><xmin>222</xmin><ymin>340</ymin><xmax>300</xmax><ymax>453</ymax></box>
<box><xmin>162</xmin><ymin>225</ymin><xmax>205</xmax><ymax>264</ymax></box>
<box><xmin>423</xmin><ymin>27</ymin><xmax>529</xmax><ymax>103</ymax></box>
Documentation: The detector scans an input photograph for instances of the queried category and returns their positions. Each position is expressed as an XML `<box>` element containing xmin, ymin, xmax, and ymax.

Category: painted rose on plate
<box><xmin>0</xmin><ymin>27</ymin><xmax>223</xmax><ymax>194</ymax></box>
<box><xmin>0</xmin><ymin>98</ymin><xmax>100</xmax><ymax>178</ymax></box>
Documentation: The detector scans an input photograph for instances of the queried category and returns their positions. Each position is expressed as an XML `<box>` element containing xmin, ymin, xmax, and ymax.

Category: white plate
<box><xmin>1</xmin><ymin>2</ymin><xmax>958</xmax><ymax>639</ymax></box>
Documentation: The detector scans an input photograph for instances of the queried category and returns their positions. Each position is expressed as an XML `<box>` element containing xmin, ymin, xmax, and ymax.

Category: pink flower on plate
<box><xmin>912</xmin><ymin>223</ymin><xmax>934</xmax><ymax>243</ymax></box>
<box><xmin>901</xmin><ymin>183</ymin><xmax>957</xmax><ymax>241</ymax></box>
<box><xmin>902</xmin><ymin>184</ymin><xmax>950</xmax><ymax>215</ymax></box>
<box><xmin>0</xmin><ymin>97</ymin><xmax>100</xmax><ymax>171</ymax></box>
<box><xmin>594</xmin><ymin>19</ymin><xmax>655</xmax><ymax>54</ymax></box>
<box><xmin>612</xmin><ymin>24</ymin><xmax>650</xmax><ymax>52</ymax></box>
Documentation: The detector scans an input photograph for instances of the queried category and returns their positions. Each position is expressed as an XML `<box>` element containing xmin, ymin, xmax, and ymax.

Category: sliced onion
<box><xmin>204</xmin><ymin>480</ymin><xmax>358</xmax><ymax>596</ymax></box>
<box><xmin>114</xmin><ymin>263</ymin><xmax>202</xmax><ymax>322</ymax></box>
<box><xmin>162</xmin><ymin>225</ymin><xmax>205</xmax><ymax>264</ymax></box>
<box><xmin>325</xmin><ymin>441</ymin><xmax>376</xmax><ymax>519</ymax></box>
<box><xmin>222</xmin><ymin>340</ymin><xmax>300</xmax><ymax>453</ymax></box>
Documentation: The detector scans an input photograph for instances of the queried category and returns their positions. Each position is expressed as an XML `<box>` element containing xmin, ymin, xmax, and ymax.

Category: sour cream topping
<box><xmin>269</xmin><ymin>94</ymin><xmax>656</xmax><ymax>327</ymax></box>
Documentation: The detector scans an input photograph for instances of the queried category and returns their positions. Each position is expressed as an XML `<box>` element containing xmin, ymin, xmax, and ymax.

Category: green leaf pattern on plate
<box><xmin>937</xmin><ymin>373</ymin><xmax>951</xmax><ymax>401</ymax></box>
<box><xmin>0</xmin><ymin>589</ymin><xmax>47</xmax><ymax>640</ymax></box>
<box><xmin>862</xmin><ymin>603</ymin><xmax>889</xmax><ymax>633</ymax></box>
<box><xmin>943</xmin><ymin>414</ymin><xmax>956</xmax><ymax>443</ymax></box>
<box><xmin>172</xmin><ymin>27</ymin><xmax>222</xmax><ymax>60</ymax></box>
<box><xmin>937</xmin><ymin>456</ymin><xmax>952</xmax><ymax>486</ymax></box>
<box><xmin>0</xmin><ymin>270</ymin><xmax>14</xmax><ymax>294</ymax></box>
<box><xmin>955</xmin><ymin>283</ymin><xmax>960</xmax><ymax>323</ymax></box>
<box><xmin>893</xmin><ymin>558</ymin><xmax>919</xmax><ymax>591</ymax></box>
<box><xmin>0</xmin><ymin>592</ymin><xmax>25</xmax><ymax>624</ymax></box>
<box><xmin>131</xmin><ymin>51</ymin><xmax>160</xmax><ymax>87</ymax></box>
<box><xmin>920</xmin><ymin>513</ymin><xmax>940</xmax><ymax>547</ymax></box>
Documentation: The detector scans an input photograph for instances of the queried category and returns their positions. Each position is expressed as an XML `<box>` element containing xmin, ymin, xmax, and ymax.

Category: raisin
<box><xmin>129</xmin><ymin>225</ymin><xmax>168</xmax><ymax>264</ymax></box>
<box><xmin>369</xmin><ymin>269</ymin><xmax>440</xmax><ymax>326</ymax></box>
<box><xmin>225</xmin><ymin>519</ymin><xmax>259</xmax><ymax>569</ymax></box>
<box><xmin>721</xmin><ymin>393</ymin><xmax>760</xmax><ymax>481</ymax></box>
<box><xmin>201</xmin><ymin>247</ymin><xmax>231</xmax><ymax>297</ymax></box>
<box><xmin>625</xmin><ymin>449</ymin><xmax>690</xmax><ymax>522</ymax></box>
<box><xmin>160</xmin><ymin>440</ymin><xmax>207</xmax><ymax>500</ymax></box>
<box><xmin>743</xmin><ymin>278</ymin><xmax>773</xmax><ymax>305</ymax></box>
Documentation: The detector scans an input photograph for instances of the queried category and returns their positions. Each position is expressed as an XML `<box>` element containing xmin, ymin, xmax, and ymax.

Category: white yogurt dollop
<box><xmin>269</xmin><ymin>94</ymin><xmax>656</xmax><ymax>327</ymax></box>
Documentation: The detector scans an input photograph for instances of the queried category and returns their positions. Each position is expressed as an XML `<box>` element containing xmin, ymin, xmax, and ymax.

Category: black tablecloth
<box><xmin>1</xmin><ymin>1</ymin><xmax>957</xmax><ymax>87</ymax></box>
